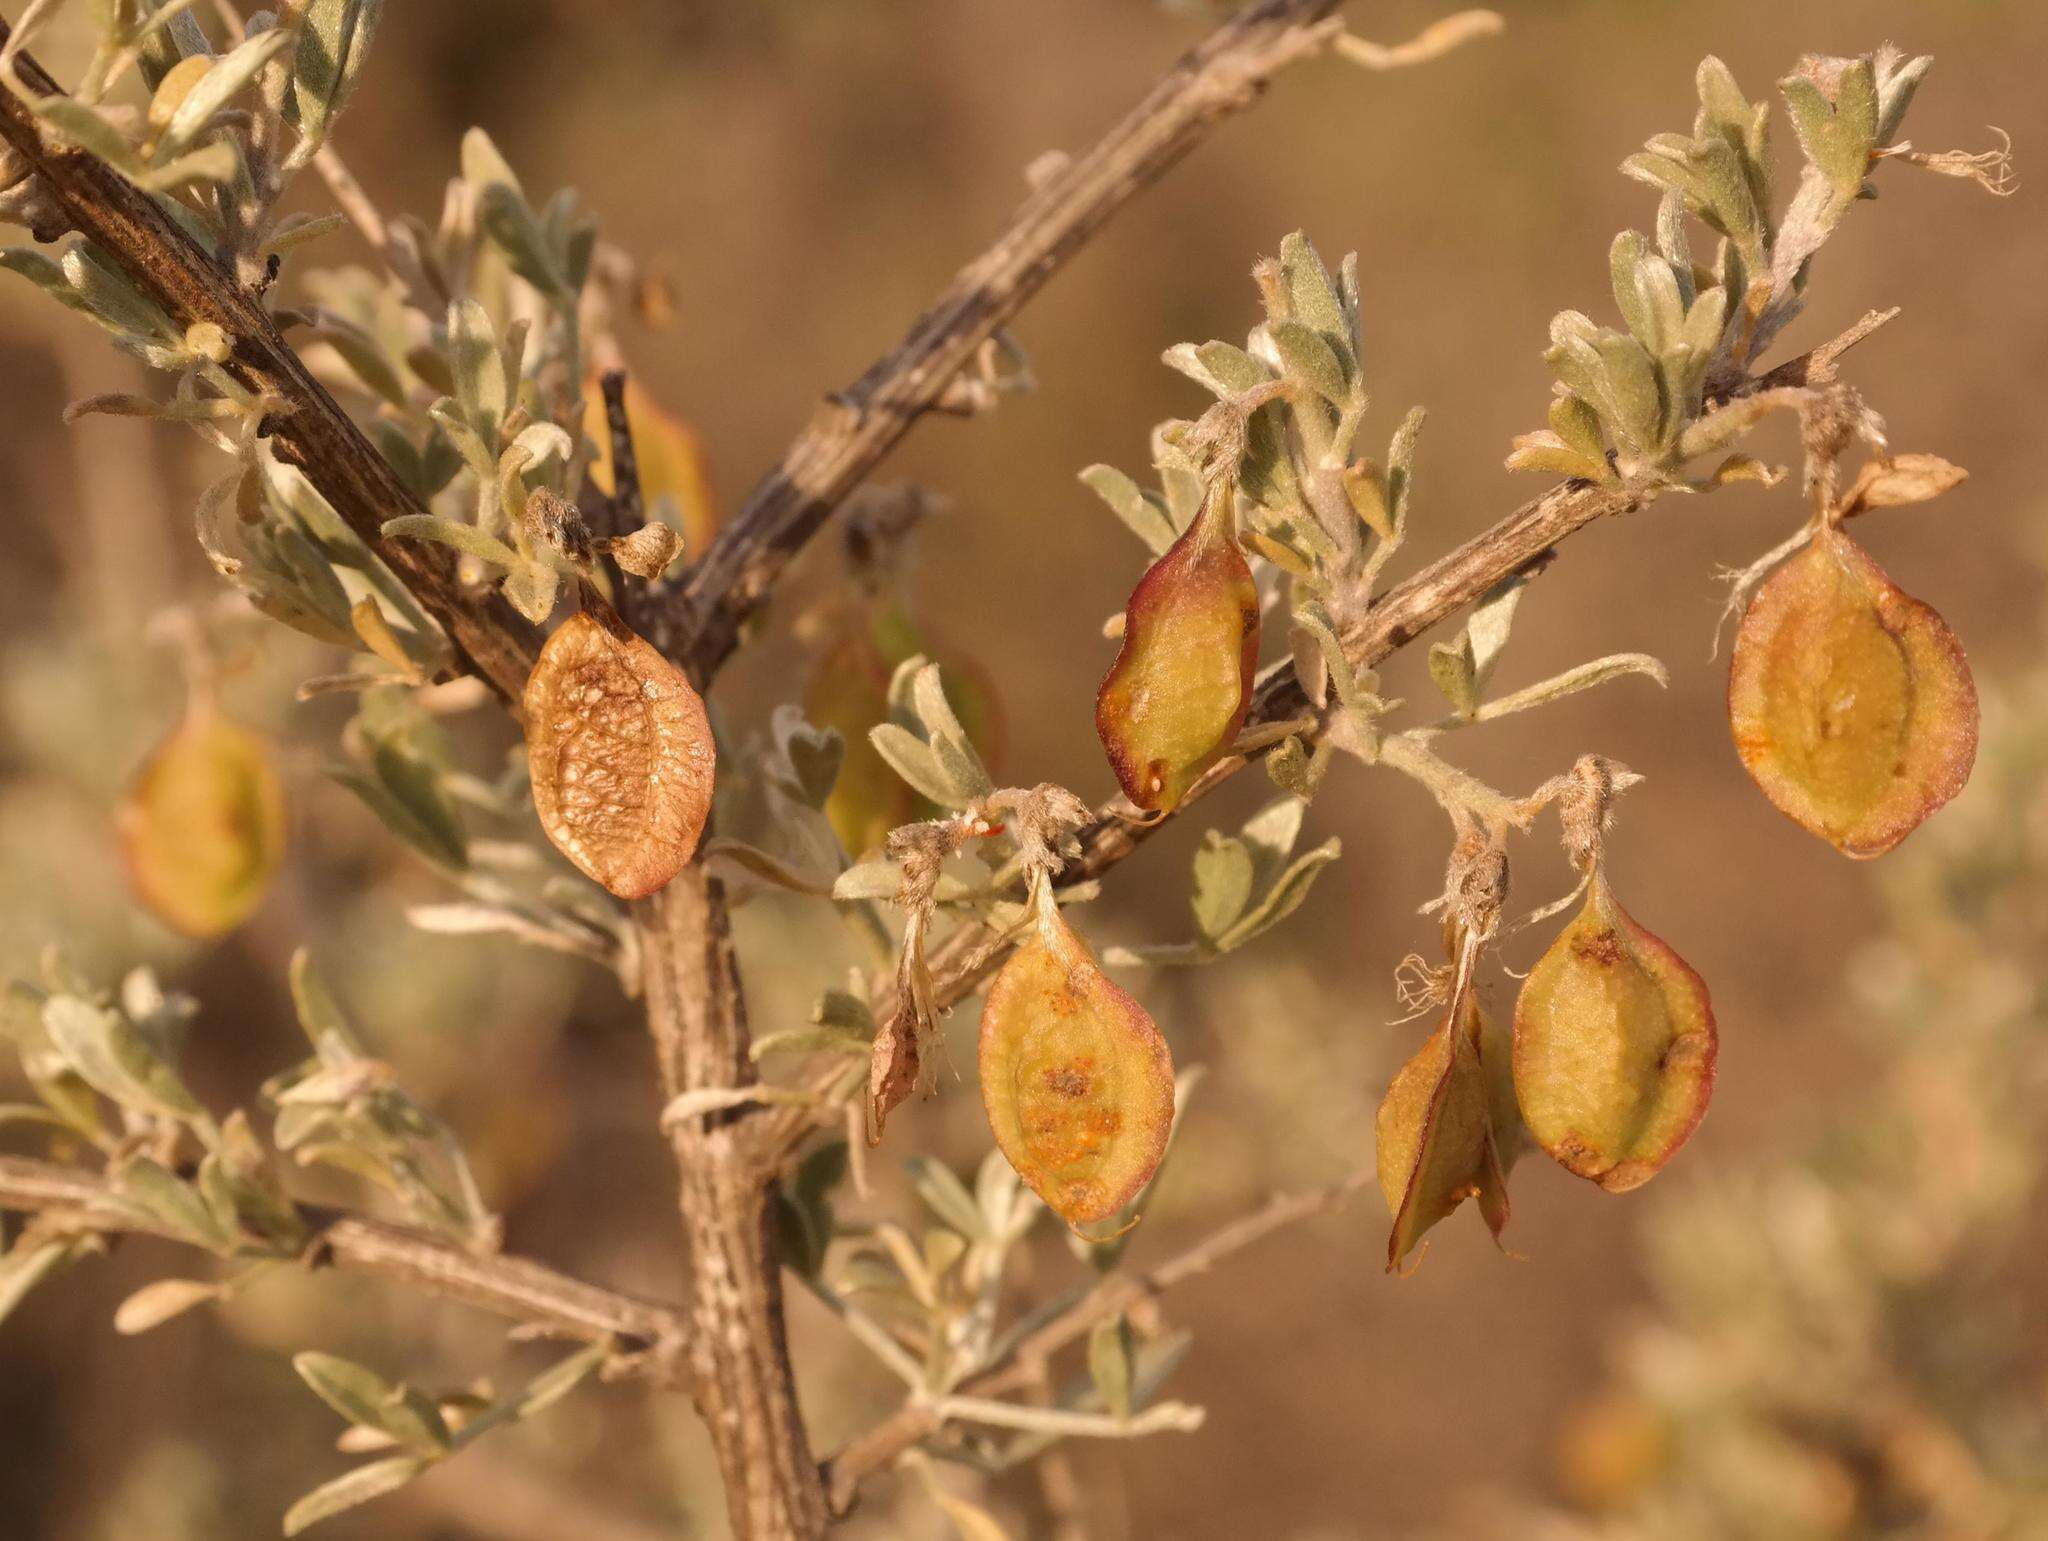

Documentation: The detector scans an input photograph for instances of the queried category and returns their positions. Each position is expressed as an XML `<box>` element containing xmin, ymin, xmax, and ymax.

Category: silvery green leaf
<box><xmin>293</xmin><ymin>1351</ymin><xmax>404</xmax><ymax>1431</ymax></box>
<box><xmin>1238</xmin><ymin>796</ymin><xmax>1306</xmax><ymax>886</ymax></box>
<box><xmin>311</xmin><ymin>315</ymin><xmax>410</xmax><ymax>408</ymax></box>
<box><xmin>1216</xmin><ymin>838</ymin><xmax>1341</xmax><ymax>951</ymax></box>
<box><xmin>1428</xmin><ymin>638</ymin><xmax>1479</xmax><ymax>719</ymax></box>
<box><xmin>292</xmin><ymin>0</ymin><xmax>383</xmax><ymax>152</ymax></box>
<box><xmin>331</xmin><ymin>755</ymin><xmax>467</xmax><ymax>871</ymax></box>
<box><xmin>160</xmin><ymin>28</ymin><xmax>291</xmax><ymax>153</ymax></box>
<box><xmin>814</xmin><ymin>988</ymin><xmax>875</xmax><ymax>1034</ymax></box>
<box><xmin>1874</xmin><ymin>51</ymin><xmax>1932</xmax><ymax>144</ymax></box>
<box><xmin>41</xmin><ymin>996</ymin><xmax>202</xmax><ymax>1121</ymax></box>
<box><xmin>63</xmin><ymin>243</ymin><xmax>173</xmax><ymax>339</ymax></box>
<box><xmin>831</xmin><ymin>859</ymin><xmax>903</xmax><ymax>902</ymax></box>
<box><xmin>1655</xmin><ymin>192</ymin><xmax>1696</xmax><ymax>307</ymax></box>
<box><xmin>750</xmin><ymin>1025</ymin><xmax>868</xmax><ymax>1060</ymax></box>
<box><xmin>281</xmin><ymin>1455</ymin><xmax>426</xmax><ymax>1537</ymax></box>
<box><xmin>1277</xmin><ymin>230</ymin><xmax>1348</xmax><ymax>354</ymax></box>
<box><xmin>0</xmin><ymin>247</ymin><xmax>92</xmax><ymax>316</ymax></box>
<box><xmin>1190</xmin><ymin>831</ymin><xmax>1253</xmax><ymax>940</ymax></box>
<box><xmin>1473</xmin><ymin>653</ymin><xmax>1669</xmax><ymax>722</ymax></box>
<box><xmin>288</xmin><ymin>950</ymin><xmax>361</xmax><ymax>1053</ymax></box>
<box><xmin>501</xmin><ymin>1337</ymin><xmax>610</xmax><ymax>1425</ymax></box>
<box><xmin>113</xmin><ymin>1157</ymin><xmax>234</xmax><ymax>1251</ymax></box>
<box><xmin>770</xmin><ymin>708</ymin><xmax>843</xmax><ymax>808</ymax></box>
<box><xmin>1265</xmin><ymin>318</ymin><xmax>1348</xmax><ymax>406</ymax></box>
<box><xmin>500</xmin><ymin>560</ymin><xmax>558</xmax><ymax>626</ymax></box>
<box><xmin>447</xmin><ymin>299</ymin><xmax>505</xmax><ymax>450</ymax></box>
<box><xmin>867</xmin><ymin>723</ymin><xmax>961</xmax><ymax>807</ymax></box>
<box><xmin>1385</xmin><ymin>407</ymin><xmax>1426</xmax><ymax>531</ymax></box>
<box><xmin>906</xmin><ymin>1155</ymin><xmax>989</xmax><ymax>1241</ymax></box>
<box><xmin>478</xmin><ymin>183</ymin><xmax>568</xmax><ymax>299</ymax></box>
<box><xmin>1079</xmin><ymin>464</ymin><xmax>1177</xmax><ymax>555</ymax></box>
<box><xmin>132</xmin><ymin>142</ymin><xmax>240</xmax><ymax>193</ymax></box>
<box><xmin>32</xmin><ymin>98</ymin><xmax>142</xmax><ymax>174</ymax></box>
<box><xmin>113</xmin><ymin>1277</ymin><xmax>225</xmax><ymax>1335</ymax></box>
<box><xmin>1594</xmin><ymin>332</ymin><xmax>1662</xmax><ymax>450</ymax></box>
<box><xmin>1466</xmin><ymin>575</ymin><xmax>1526</xmax><ymax>689</ymax></box>
<box><xmin>1194</xmin><ymin>340</ymin><xmax>1272</xmax><ymax>395</ymax></box>
<box><xmin>0</xmin><ymin>1234</ymin><xmax>85</xmax><ymax>1327</ymax></box>
<box><xmin>1548</xmin><ymin>393</ymin><xmax>1606</xmax><ymax>465</ymax></box>
<box><xmin>910</xmin><ymin>664</ymin><xmax>990</xmax><ymax>799</ymax></box>
<box><xmin>1089</xmin><ymin>1316</ymin><xmax>1135</xmax><ymax>1421</ymax></box>
<box><xmin>703</xmin><ymin>838</ymin><xmax>834</xmax><ymax>898</ymax></box>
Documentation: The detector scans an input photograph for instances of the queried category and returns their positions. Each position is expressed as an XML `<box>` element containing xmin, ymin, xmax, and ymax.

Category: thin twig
<box><xmin>0</xmin><ymin>1155</ymin><xmax>688</xmax><ymax>1369</ymax></box>
<box><xmin>655</xmin><ymin>0</ymin><xmax>1358</xmax><ymax>684</ymax></box>
<box><xmin>821</xmin><ymin>1167</ymin><xmax>1371</xmax><ymax>1511</ymax></box>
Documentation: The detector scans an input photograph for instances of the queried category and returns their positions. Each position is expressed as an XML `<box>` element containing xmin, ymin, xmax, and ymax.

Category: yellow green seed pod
<box><xmin>119</xmin><ymin>706</ymin><xmax>286</xmax><ymax>939</ymax></box>
<box><xmin>1728</xmin><ymin>527</ymin><xmax>1977</xmax><ymax>858</ymax></box>
<box><xmin>1512</xmin><ymin>874</ymin><xmax>1715</xmax><ymax>1192</ymax></box>
<box><xmin>1095</xmin><ymin>486</ymin><xmax>1259</xmax><ymax>814</ymax></box>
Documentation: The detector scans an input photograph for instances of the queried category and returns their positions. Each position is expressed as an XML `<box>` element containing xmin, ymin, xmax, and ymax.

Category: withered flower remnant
<box><xmin>1728</xmin><ymin>526</ymin><xmax>1977</xmax><ymax>858</ymax></box>
<box><xmin>1095</xmin><ymin>482</ymin><xmax>1259</xmax><ymax>813</ymax></box>
<box><xmin>1377</xmin><ymin>980</ymin><xmax>1512</xmax><ymax>1273</ymax></box>
<box><xmin>523</xmin><ymin>604</ymin><xmax>714</xmax><ymax>899</ymax></box>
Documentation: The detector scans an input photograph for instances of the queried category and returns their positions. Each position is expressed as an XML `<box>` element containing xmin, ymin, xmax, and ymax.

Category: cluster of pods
<box><xmin>507</xmin><ymin>394</ymin><xmax>1975</xmax><ymax>1253</ymax></box>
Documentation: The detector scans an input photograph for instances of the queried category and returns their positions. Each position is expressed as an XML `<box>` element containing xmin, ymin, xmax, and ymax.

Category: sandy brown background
<box><xmin>0</xmin><ymin>1</ymin><xmax>2042</xmax><ymax>1537</ymax></box>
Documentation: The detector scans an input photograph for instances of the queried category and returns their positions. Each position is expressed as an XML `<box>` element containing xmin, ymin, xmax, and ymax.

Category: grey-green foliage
<box><xmin>265</xmin><ymin>951</ymin><xmax>498</xmax><ymax>1250</ymax></box>
<box><xmin>1519</xmin><ymin>48</ymin><xmax>1933</xmax><ymax>483</ymax></box>
<box><xmin>868</xmin><ymin>656</ymin><xmax>995</xmax><ymax>812</ymax></box>
<box><xmin>283</xmin><ymin>1335</ymin><xmax>608</xmax><ymax>1535</ymax></box>
<box><xmin>1105</xmin><ymin>798</ymin><xmax>1339</xmax><ymax>967</ymax></box>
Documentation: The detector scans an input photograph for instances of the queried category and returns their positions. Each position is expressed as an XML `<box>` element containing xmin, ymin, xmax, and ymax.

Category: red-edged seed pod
<box><xmin>1729</xmin><ymin>526</ymin><xmax>1977</xmax><ymax>858</ymax></box>
<box><xmin>1095</xmin><ymin>486</ymin><xmax>1259</xmax><ymax>814</ymax></box>
<box><xmin>1377</xmin><ymin>987</ymin><xmax>1511</xmax><ymax>1272</ymax></box>
<box><xmin>1513</xmin><ymin>873</ymin><xmax>1715</xmax><ymax>1193</ymax></box>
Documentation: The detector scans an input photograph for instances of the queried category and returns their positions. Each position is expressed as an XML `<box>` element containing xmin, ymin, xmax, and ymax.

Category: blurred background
<box><xmin>1</xmin><ymin>0</ymin><xmax>2045</xmax><ymax>1536</ymax></box>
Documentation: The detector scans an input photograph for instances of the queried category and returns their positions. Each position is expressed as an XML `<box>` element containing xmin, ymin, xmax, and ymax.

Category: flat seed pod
<box><xmin>1513</xmin><ymin>875</ymin><xmax>1715</xmax><ymax>1192</ymax></box>
<box><xmin>1728</xmin><ymin>528</ymin><xmax>1977</xmax><ymax>858</ymax></box>
<box><xmin>1376</xmin><ymin>989</ymin><xmax>1510</xmax><ymax>1273</ymax></box>
<box><xmin>118</xmin><ymin>707</ymin><xmax>286</xmax><ymax>938</ymax></box>
<box><xmin>523</xmin><ymin>607</ymin><xmax>714</xmax><ymax>899</ymax></box>
<box><xmin>1095</xmin><ymin>489</ymin><xmax>1258</xmax><ymax>814</ymax></box>
<box><xmin>979</xmin><ymin>903</ymin><xmax>1174</xmax><ymax>1226</ymax></box>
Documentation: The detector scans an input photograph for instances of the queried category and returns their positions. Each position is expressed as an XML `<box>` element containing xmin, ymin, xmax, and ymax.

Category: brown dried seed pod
<box><xmin>118</xmin><ymin>707</ymin><xmax>286</xmax><ymax>938</ymax></box>
<box><xmin>1512</xmin><ymin>874</ymin><xmax>1715</xmax><ymax>1193</ymax></box>
<box><xmin>979</xmin><ymin>900</ymin><xmax>1174</xmax><ymax>1227</ymax></box>
<box><xmin>1095</xmin><ymin>486</ymin><xmax>1259</xmax><ymax>814</ymax></box>
<box><xmin>523</xmin><ymin>607</ymin><xmax>714</xmax><ymax>899</ymax></box>
<box><xmin>1729</xmin><ymin>526</ymin><xmax>1978</xmax><ymax>858</ymax></box>
<box><xmin>1376</xmin><ymin>987</ymin><xmax>1510</xmax><ymax>1273</ymax></box>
